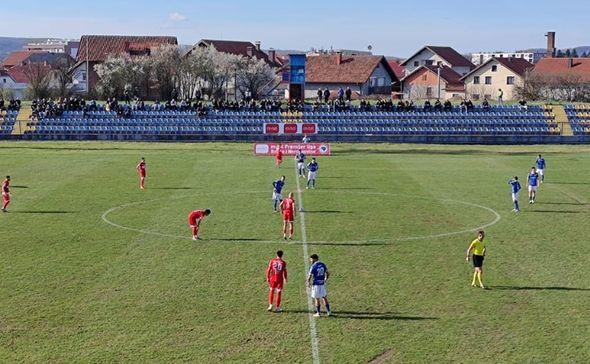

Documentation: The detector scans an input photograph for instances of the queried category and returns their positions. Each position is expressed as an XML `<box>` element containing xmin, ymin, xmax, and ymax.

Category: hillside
<box><xmin>0</xmin><ymin>37</ymin><xmax>45</xmax><ymax>61</ymax></box>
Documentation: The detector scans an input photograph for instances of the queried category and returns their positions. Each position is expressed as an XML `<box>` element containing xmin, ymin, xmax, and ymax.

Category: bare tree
<box><xmin>51</xmin><ymin>57</ymin><xmax>75</xmax><ymax>98</ymax></box>
<box><xmin>23</xmin><ymin>62</ymin><xmax>52</xmax><ymax>99</ymax></box>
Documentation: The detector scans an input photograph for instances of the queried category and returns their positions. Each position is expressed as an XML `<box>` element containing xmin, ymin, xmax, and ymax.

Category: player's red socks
<box><xmin>276</xmin><ymin>291</ymin><xmax>282</xmax><ymax>308</ymax></box>
<box><xmin>268</xmin><ymin>290</ymin><xmax>275</xmax><ymax>305</ymax></box>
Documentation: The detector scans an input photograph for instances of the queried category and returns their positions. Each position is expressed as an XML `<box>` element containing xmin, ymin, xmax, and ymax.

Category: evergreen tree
<box><xmin>565</xmin><ymin>49</ymin><xmax>571</xmax><ymax>57</ymax></box>
<box><xmin>572</xmin><ymin>48</ymin><xmax>579</xmax><ymax>57</ymax></box>
<box><xmin>556</xmin><ymin>49</ymin><xmax>564</xmax><ymax>57</ymax></box>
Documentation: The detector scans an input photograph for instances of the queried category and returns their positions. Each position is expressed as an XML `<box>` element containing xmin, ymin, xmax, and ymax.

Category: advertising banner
<box><xmin>253</xmin><ymin>143</ymin><xmax>331</xmax><ymax>156</ymax></box>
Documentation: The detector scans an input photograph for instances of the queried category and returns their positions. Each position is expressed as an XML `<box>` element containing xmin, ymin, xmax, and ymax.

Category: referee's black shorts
<box><xmin>472</xmin><ymin>254</ymin><xmax>484</xmax><ymax>268</ymax></box>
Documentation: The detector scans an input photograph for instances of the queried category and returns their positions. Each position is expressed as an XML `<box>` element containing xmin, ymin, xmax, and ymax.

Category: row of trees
<box><xmin>94</xmin><ymin>45</ymin><xmax>279</xmax><ymax>101</ymax></box>
<box><xmin>515</xmin><ymin>73</ymin><xmax>590</xmax><ymax>102</ymax></box>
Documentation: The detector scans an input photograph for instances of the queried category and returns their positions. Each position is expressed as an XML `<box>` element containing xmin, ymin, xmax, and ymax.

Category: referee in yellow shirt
<box><xmin>466</xmin><ymin>230</ymin><xmax>487</xmax><ymax>289</ymax></box>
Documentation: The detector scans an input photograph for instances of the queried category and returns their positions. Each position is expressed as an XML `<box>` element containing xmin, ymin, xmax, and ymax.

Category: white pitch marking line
<box><xmin>294</xmin><ymin>166</ymin><xmax>321</xmax><ymax>364</ymax></box>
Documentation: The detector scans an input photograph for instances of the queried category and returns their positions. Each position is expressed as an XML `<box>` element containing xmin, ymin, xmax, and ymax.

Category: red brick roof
<box><xmin>402</xmin><ymin>46</ymin><xmax>474</xmax><ymax>68</ymax></box>
<box><xmin>387</xmin><ymin>59</ymin><xmax>406</xmax><ymax>79</ymax></box>
<box><xmin>1</xmin><ymin>51</ymin><xmax>37</xmax><ymax>68</ymax></box>
<box><xmin>76</xmin><ymin>35</ymin><xmax>178</xmax><ymax>63</ymax></box>
<box><xmin>402</xmin><ymin>65</ymin><xmax>464</xmax><ymax>87</ymax></box>
<box><xmin>6</xmin><ymin>63</ymin><xmax>50</xmax><ymax>83</ymax></box>
<box><xmin>195</xmin><ymin>39</ymin><xmax>283</xmax><ymax>67</ymax></box>
<box><xmin>533</xmin><ymin>58</ymin><xmax>590</xmax><ymax>82</ymax></box>
<box><xmin>306</xmin><ymin>54</ymin><xmax>398</xmax><ymax>84</ymax></box>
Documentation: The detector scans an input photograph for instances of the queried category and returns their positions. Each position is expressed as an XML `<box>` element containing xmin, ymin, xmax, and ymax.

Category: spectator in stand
<box><xmin>345</xmin><ymin>87</ymin><xmax>352</xmax><ymax>102</ymax></box>
<box><xmin>424</xmin><ymin>100</ymin><xmax>432</xmax><ymax>111</ymax></box>
<box><xmin>337</xmin><ymin>87</ymin><xmax>344</xmax><ymax>102</ymax></box>
<box><xmin>317</xmin><ymin>89</ymin><xmax>323</xmax><ymax>103</ymax></box>
<box><xmin>323</xmin><ymin>89</ymin><xmax>330</xmax><ymax>103</ymax></box>
<box><xmin>460</xmin><ymin>98</ymin><xmax>468</xmax><ymax>113</ymax></box>
<box><xmin>482</xmin><ymin>98</ymin><xmax>490</xmax><ymax>109</ymax></box>
<box><xmin>443</xmin><ymin>100</ymin><xmax>453</xmax><ymax>111</ymax></box>
<box><xmin>498</xmin><ymin>89</ymin><xmax>504</xmax><ymax>105</ymax></box>
<box><xmin>466</xmin><ymin>99</ymin><xmax>474</xmax><ymax>111</ymax></box>
<box><xmin>434</xmin><ymin>99</ymin><xmax>442</xmax><ymax>111</ymax></box>
<box><xmin>518</xmin><ymin>99</ymin><xmax>528</xmax><ymax>110</ymax></box>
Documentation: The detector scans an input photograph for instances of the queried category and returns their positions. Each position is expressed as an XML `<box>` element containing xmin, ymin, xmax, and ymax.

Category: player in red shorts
<box><xmin>2</xmin><ymin>176</ymin><xmax>10</xmax><ymax>212</ymax></box>
<box><xmin>136</xmin><ymin>157</ymin><xmax>146</xmax><ymax>190</ymax></box>
<box><xmin>275</xmin><ymin>147</ymin><xmax>283</xmax><ymax>168</ymax></box>
<box><xmin>266</xmin><ymin>250</ymin><xmax>288</xmax><ymax>312</ymax></box>
<box><xmin>279</xmin><ymin>192</ymin><xmax>295</xmax><ymax>239</ymax></box>
<box><xmin>188</xmin><ymin>208</ymin><xmax>211</xmax><ymax>240</ymax></box>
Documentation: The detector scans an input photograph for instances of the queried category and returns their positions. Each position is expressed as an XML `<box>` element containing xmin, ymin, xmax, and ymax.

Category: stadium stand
<box><xmin>21</xmin><ymin>105</ymin><xmax>559</xmax><ymax>139</ymax></box>
<box><xmin>564</xmin><ymin>104</ymin><xmax>590</xmax><ymax>135</ymax></box>
<box><xmin>0</xmin><ymin>111</ymin><xmax>18</xmax><ymax>136</ymax></box>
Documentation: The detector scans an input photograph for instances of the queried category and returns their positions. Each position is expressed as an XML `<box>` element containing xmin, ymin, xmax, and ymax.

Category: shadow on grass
<box><xmin>10</xmin><ymin>185</ymin><xmax>28</xmax><ymax>189</ymax></box>
<box><xmin>283</xmin><ymin>309</ymin><xmax>437</xmax><ymax>321</ymax></box>
<box><xmin>211</xmin><ymin>238</ymin><xmax>269</xmax><ymax>242</ymax></box>
<box><xmin>304</xmin><ymin>210</ymin><xmax>353</xmax><ymax>214</ymax></box>
<box><xmin>152</xmin><ymin>187</ymin><xmax>195</xmax><ymax>190</ymax></box>
<box><xmin>307</xmin><ymin>242</ymin><xmax>390</xmax><ymax>247</ymax></box>
<box><xmin>320</xmin><ymin>176</ymin><xmax>355</xmax><ymax>179</ymax></box>
<box><xmin>526</xmin><ymin>210</ymin><xmax>585</xmax><ymax>214</ymax></box>
<box><xmin>318</xmin><ymin>187</ymin><xmax>374</xmax><ymax>191</ymax></box>
<box><xmin>12</xmin><ymin>210</ymin><xmax>75</xmax><ymax>214</ymax></box>
<box><xmin>538</xmin><ymin>202</ymin><xmax>588</xmax><ymax>206</ymax></box>
<box><xmin>491</xmin><ymin>286</ymin><xmax>590</xmax><ymax>291</ymax></box>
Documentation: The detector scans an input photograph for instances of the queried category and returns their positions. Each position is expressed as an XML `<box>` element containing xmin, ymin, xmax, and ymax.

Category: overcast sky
<box><xmin>1</xmin><ymin>0</ymin><xmax>588</xmax><ymax>57</ymax></box>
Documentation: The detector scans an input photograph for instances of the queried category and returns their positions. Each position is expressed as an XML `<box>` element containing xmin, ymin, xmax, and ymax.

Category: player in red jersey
<box><xmin>279</xmin><ymin>192</ymin><xmax>295</xmax><ymax>239</ymax></box>
<box><xmin>136</xmin><ymin>157</ymin><xmax>146</xmax><ymax>190</ymax></box>
<box><xmin>188</xmin><ymin>208</ymin><xmax>211</xmax><ymax>240</ymax></box>
<box><xmin>266</xmin><ymin>250</ymin><xmax>288</xmax><ymax>312</ymax></box>
<box><xmin>275</xmin><ymin>147</ymin><xmax>283</xmax><ymax>168</ymax></box>
<box><xmin>2</xmin><ymin>176</ymin><xmax>10</xmax><ymax>212</ymax></box>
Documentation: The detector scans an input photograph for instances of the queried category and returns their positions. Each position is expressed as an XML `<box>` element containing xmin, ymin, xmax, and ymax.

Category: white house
<box><xmin>401</xmin><ymin>46</ymin><xmax>474</xmax><ymax>77</ymax></box>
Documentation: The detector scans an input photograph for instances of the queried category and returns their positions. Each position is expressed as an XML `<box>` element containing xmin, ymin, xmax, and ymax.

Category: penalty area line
<box><xmin>294</xmin><ymin>166</ymin><xmax>321</xmax><ymax>364</ymax></box>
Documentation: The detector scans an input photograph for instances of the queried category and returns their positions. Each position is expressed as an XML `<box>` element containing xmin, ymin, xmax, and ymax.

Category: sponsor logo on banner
<box><xmin>254</xmin><ymin>143</ymin><xmax>331</xmax><ymax>156</ymax></box>
<box><xmin>263</xmin><ymin>123</ymin><xmax>318</xmax><ymax>135</ymax></box>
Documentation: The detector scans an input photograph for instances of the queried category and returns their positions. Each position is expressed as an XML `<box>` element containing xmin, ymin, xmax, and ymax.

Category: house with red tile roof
<box><xmin>387</xmin><ymin>59</ymin><xmax>406</xmax><ymax>79</ymax></box>
<box><xmin>532</xmin><ymin>57</ymin><xmax>590</xmax><ymax>82</ymax></box>
<box><xmin>190</xmin><ymin>39</ymin><xmax>283</xmax><ymax>68</ymax></box>
<box><xmin>0</xmin><ymin>68</ymin><xmax>27</xmax><ymax>99</ymax></box>
<box><xmin>71</xmin><ymin>35</ymin><xmax>178</xmax><ymax>93</ymax></box>
<box><xmin>461</xmin><ymin>57</ymin><xmax>534</xmax><ymax>101</ymax></box>
<box><xmin>401</xmin><ymin>46</ymin><xmax>474</xmax><ymax>77</ymax></box>
<box><xmin>401</xmin><ymin>65</ymin><xmax>465</xmax><ymax>100</ymax></box>
<box><xmin>304</xmin><ymin>54</ymin><xmax>399</xmax><ymax>99</ymax></box>
<box><xmin>1</xmin><ymin>51</ymin><xmax>38</xmax><ymax>69</ymax></box>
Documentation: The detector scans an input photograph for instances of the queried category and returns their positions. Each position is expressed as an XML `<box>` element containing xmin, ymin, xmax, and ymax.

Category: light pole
<box><xmin>437</xmin><ymin>66</ymin><xmax>441</xmax><ymax>100</ymax></box>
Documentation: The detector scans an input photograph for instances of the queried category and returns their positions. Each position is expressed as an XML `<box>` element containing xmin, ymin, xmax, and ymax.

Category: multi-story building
<box><xmin>471</xmin><ymin>51</ymin><xmax>547</xmax><ymax>66</ymax></box>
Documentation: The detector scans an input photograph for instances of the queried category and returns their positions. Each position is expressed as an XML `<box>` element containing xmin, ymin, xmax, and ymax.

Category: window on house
<box><xmin>485</xmin><ymin>76</ymin><xmax>492</xmax><ymax>84</ymax></box>
<box><xmin>491</xmin><ymin>65</ymin><xmax>497</xmax><ymax>72</ymax></box>
<box><xmin>370</xmin><ymin>78</ymin><xmax>376</xmax><ymax>87</ymax></box>
<box><xmin>414</xmin><ymin>61</ymin><xmax>419</xmax><ymax>67</ymax></box>
<box><xmin>484</xmin><ymin>94</ymin><xmax>491</xmax><ymax>99</ymax></box>
<box><xmin>81</xmin><ymin>71</ymin><xmax>87</xmax><ymax>81</ymax></box>
<box><xmin>426</xmin><ymin>87</ymin><xmax>432</xmax><ymax>97</ymax></box>
<box><xmin>474</xmin><ymin>76</ymin><xmax>480</xmax><ymax>84</ymax></box>
<box><xmin>473</xmin><ymin>94</ymin><xmax>480</xmax><ymax>100</ymax></box>
<box><xmin>507</xmin><ymin>76</ymin><xmax>515</xmax><ymax>85</ymax></box>
<box><xmin>425</xmin><ymin>60</ymin><xmax>434</xmax><ymax>65</ymax></box>
<box><xmin>422</xmin><ymin>74</ymin><xmax>427</xmax><ymax>81</ymax></box>
<box><xmin>437</xmin><ymin>61</ymin><xmax>443</xmax><ymax>66</ymax></box>
<box><xmin>377</xmin><ymin>78</ymin><xmax>385</xmax><ymax>87</ymax></box>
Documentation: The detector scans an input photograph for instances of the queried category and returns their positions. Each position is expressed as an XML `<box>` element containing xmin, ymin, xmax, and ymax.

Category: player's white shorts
<box><xmin>308</xmin><ymin>171</ymin><xmax>317</xmax><ymax>180</ymax></box>
<box><xmin>528</xmin><ymin>185</ymin><xmax>538</xmax><ymax>193</ymax></box>
<box><xmin>272</xmin><ymin>191</ymin><xmax>282</xmax><ymax>201</ymax></box>
<box><xmin>512</xmin><ymin>192</ymin><xmax>519</xmax><ymax>202</ymax></box>
<box><xmin>537</xmin><ymin>169</ymin><xmax>544</xmax><ymax>177</ymax></box>
<box><xmin>297</xmin><ymin>162</ymin><xmax>305</xmax><ymax>170</ymax></box>
<box><xmin>310</xmin><ymin>284</ymin><xmax>327</xmax><ymax>298</ymax></box>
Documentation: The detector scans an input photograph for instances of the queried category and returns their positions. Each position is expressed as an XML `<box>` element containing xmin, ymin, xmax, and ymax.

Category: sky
<box><xmin>1</xmin><ymin>0</ymin><xmax>589</xmax><ymax>57</ymax></box>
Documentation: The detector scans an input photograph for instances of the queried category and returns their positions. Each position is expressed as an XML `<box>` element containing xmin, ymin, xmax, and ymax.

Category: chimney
<box><xmin>336</xmin><ymin>51</ymin><xmax>342</xmax><ymax>65</ymax></box>
<box><xmin>255</xmin><ymin>41</ymin><xmax>261</xmax><ymax>51</ymax></box>
<box><xmin>546</xmin><ymin>31</ymin><xmax>556</xmax><ymax>58</ymax></box>
<box><xmin>568</xmin><ymin>58</ymin><xmax>574</xmax><ymax>68</ymax></box>
<box><xmin>246</xmin><ymin>46</ymin><xmax>253</xmax><ymax>57</ymax></box>
<box><xmin>268</xmin><ymin>49</ymin><xmax>276</xmax><ymax>63</ymax></box>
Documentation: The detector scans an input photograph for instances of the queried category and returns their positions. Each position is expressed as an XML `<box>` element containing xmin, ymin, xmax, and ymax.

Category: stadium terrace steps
<box><xmin>552</xmin><ymin>105</ymin><xmax>572</xmax><ymax>136</ymax></box>
<box><xmin>0</xmin><ymin>110</ymin><xmax>18</xmax><ymax>135</ymax></box>
<box><xmin>12</xmin><ymin>108</ymin><xmax>33</xmax><ymax>135</ymax></box>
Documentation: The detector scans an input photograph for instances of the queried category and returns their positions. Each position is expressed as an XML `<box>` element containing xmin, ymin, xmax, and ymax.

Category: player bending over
<box><xmin>307</xmin><ymin>254</ymin><xmax>331</xmax><ymax>317</ymax></box>
<box><xmin>527</xmin><ymin>167</ymin><xmax>540</xmax><ymax>204</ymax></box>
<box><xmin>295</xmin><ymin>150</ymin><xmax>306</xmax><ymax>178</ymax></box>
<box><xmin>275</xmin><ymin>147</ymin><xmax>283</xmax><ymax>168</ymax></box>
<box><xmin>306</xmin><ymin>158</ymin><xmax>319</xmax><ymax>189</ymax></box>
<box><xmin>266</xmin><ymin>250</ymin><xmax>288</xmax><ymax>312</ymax></box>
<box><xmin>536</xmin><ymin>154</ymin><xmax>546</xmax><ymax>183</ymax></box>
<box><xmin>272</xmin><ymin>176</ymin><xmax>285</xmax><ymax>212</ymax></box>
<box><xmin>187</xmin><ymin>208</ymin><xmax>211</xmax><ymax>240</ymax></box>
<box><xmin>465</xmin><ymin>230</ymin><xmax>487</xmax><ymax>289</ymax></box>
<box><xmin>136</xmin><ymin>157</ymin><xmax>147</xmax><ymax>190</ymax></box>
<box><xmin>2</xmin><ymin>176</ymin><xmax>10</xmax><ymax>212</ymax></box>
<box><xmin>279</xmin><ymin>192</ymin><xmax>295</xmax><ymax>240</ymax></box>
<box><xmin>508</xmin><ymin>176</ymin><xmax>521</xmax><ymax>213</ymax></box>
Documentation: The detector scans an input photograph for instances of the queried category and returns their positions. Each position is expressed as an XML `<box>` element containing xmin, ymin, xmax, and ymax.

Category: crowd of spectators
<box><xmin>30</xmin><ymin>97</ymin><xmax>88</xmax><ymax>120</ymax></box>
<box><xmin>0</xmin><ymin>98</ymin><xmax>21</xmax><ymax>112</ymax></box>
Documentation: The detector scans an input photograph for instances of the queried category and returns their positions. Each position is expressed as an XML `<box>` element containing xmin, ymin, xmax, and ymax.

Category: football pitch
<box><xmin>1</xmin><ymin>141</ymin><xmax>589</xmax><ymax>363</ymax></box>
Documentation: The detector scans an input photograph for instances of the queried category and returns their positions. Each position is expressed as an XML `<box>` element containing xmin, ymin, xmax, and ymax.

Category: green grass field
<box><xmin>1</xmin><ymin>142</ymin><xmax>589</xmax><ymax>363</ymax></box>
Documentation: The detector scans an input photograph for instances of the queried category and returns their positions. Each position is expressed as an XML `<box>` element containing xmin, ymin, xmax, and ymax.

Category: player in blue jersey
<box><xmin>307</xmin><ymin>254</ymin><xmax>331</xmax><ymax>317</ymax></box>
<box><xmin>295</xmin><ymin>150</ymin><xmax>306</xmax><ymax>178</ymax></box>
<box><xmin>508</xmin><ymin>176</ymin><xmax>521</xmax><ymax>212</ymax></box>
<box><xmin>272</xmin><ymin>176</ymin><xmax>285</xmax><ymax>212</ymax></box>
<box><xmin>536</xmin><ymin>154</ymin><xmax>546</xmax><ymax>183</ymax></box>
<box><xmin>527</xmin><ymin>167</ymin><xmax>540</xmax><ymax>204</ymax></box>
<box><xmin>306</xmin><ymin>158</ymin><xmax>319</xmax><ymax>189</ymax></box>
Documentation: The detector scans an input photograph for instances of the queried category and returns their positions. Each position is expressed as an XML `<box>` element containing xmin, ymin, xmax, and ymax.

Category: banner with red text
<box><xmin>263</xmin><ymin>123</ymin><xmax>318</xmax><ymax>135</ymax></box>
<box><xmin>253</xmin><ymin>142</ymin><xmax>331</xmax><ymax>156</ymax></box>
